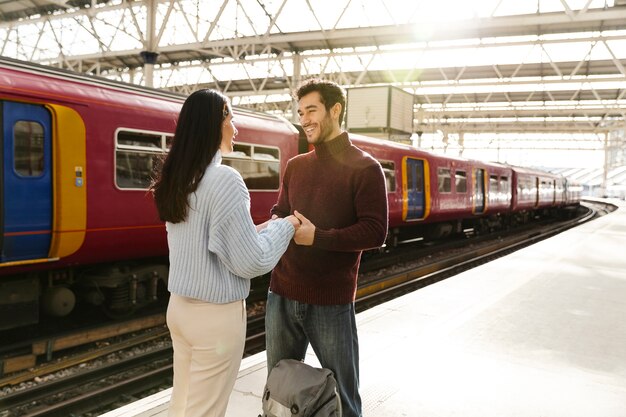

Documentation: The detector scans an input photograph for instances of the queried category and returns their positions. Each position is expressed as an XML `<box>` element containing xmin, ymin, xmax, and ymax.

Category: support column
<box><xmin>142</xmin><ymin>0</ymin><xmax>158</xmax><ymax>88</ymax></box>
<box><xmin>140</xmin><ymin>51</ymin><xmax>159</xmax><ymax>88</ymax></box>
<box><xmin>291</xmin><ymin>52</ymin><xmax>302</xmax><ymax>123</ymax></box>
<box><xmin>601</xmin><ymin>131</ymin><xmax>609</xmax><ymax>197</ymax></box>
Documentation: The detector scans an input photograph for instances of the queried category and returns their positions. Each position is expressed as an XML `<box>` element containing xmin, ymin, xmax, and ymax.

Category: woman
<box><xmin>152</xmin><ymin>89</ymin><xmax>300</xmax><ymax>417</ymax></box>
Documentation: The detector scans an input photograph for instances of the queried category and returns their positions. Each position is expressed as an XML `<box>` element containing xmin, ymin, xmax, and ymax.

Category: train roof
<box><xmin>0</xmin><ymin>56</ymin><xmax>294</xmax><ymax>132</ymax></box>
<box><xmin>509</xmin><ymin>164</ymin><xmax>563</xmax><ymax>178</ymax></box>
<box><xmin>0</xmin><ymin>56</ymin><xmax>185</xmax><ymax>103</ymax></box>
<box><xmin>348</xmin><ymin>133</ymin><xmax>471</xmax><ymax>162</ymax></box>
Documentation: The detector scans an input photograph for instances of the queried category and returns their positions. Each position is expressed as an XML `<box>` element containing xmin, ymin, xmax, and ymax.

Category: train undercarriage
<box><xmin>1</xmin><ymin>205</ymin><xmax>582</xmax><ymax>331</ymax></box>
<box><xmin>0</xmin><ymin>262</ymin><xmax>169</xmax><ymax>330</ymax></box>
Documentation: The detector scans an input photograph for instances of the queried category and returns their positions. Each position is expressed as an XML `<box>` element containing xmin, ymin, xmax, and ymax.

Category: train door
<box><xmin>474</xmin><ymin>168</ymin><xmax>485</xmax><ymax>214</ymax></box>
<box><xmin>534</xmin><ymin>177</ymin><xmax>540</xmax><ymax>207</ymax></box>
<box><xmin>403</xmin><ymin>157</ymin><xmax>425</xmax><ymax>220</ymax></box>
<box><xmin>1</xmin><ymin>101</ymin><xmax>53</xmax><ymax>262</ymax></box>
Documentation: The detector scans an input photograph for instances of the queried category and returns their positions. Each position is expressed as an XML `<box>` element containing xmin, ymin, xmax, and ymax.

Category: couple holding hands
<box><xmin>152</xmin><ymin>78</ymin><xmax>388</xmax><ymax>417</ymax></box>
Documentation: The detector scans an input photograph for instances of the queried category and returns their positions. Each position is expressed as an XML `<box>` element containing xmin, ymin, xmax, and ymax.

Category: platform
<box><xmin>102</xmin><ymin>198</ymin><xmax>626</xmax><ymax>417</ymax></box>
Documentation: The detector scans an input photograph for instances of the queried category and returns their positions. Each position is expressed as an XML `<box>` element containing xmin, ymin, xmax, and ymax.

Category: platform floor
<box><xmin>102</xmin><ymin>199</ymin><xmax>626</xmax><ymax>417</ymax></box>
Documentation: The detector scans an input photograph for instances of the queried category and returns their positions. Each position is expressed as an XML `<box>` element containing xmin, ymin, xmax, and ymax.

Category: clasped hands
<box><xmin>282</xmin><ymin>210</ymin><xmax>314</xmax><ymax>246</ymax></box>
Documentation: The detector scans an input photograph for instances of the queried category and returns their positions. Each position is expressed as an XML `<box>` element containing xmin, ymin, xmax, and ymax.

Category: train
<box><xmin>0</xmin><ymin>57</ymin><xmax>581</xmax><ymax>330</ymax></box>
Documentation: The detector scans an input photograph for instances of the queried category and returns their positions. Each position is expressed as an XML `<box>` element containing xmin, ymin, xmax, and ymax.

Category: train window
<box><xmin>518</xmin><ymin>177</ymin><xmax>535</xmax><ymax>199</ymax></box>
<box><xmin>14</xmin><ymin>121</ymin><xmax>45</xmax><ymax>177</ymax></box>
<box><xmin>117</xmin><ymin>131</ymin><xmax>162</xmax><ymax>150</ymax></box>
<box><xmin>378</xmin><ymin>160</ymin><xmax>396</xmax><ymax>192</ymax></box>
<box><xmin>489</xmin><ymin>175</ymin><xmax>498</xmax><ymax>192</ymax></box>
<box><xmin>437</xmin><ymin>168</ymin><xmax>451</xmax><ymax>193</ymax></box>
<box><xmin>455</xmin><ymin>170</ymin><xmax>467</xmax><ymax>193</ymax></box>
<box><xmin>500</xmin><ymin>176</ymin><xmax>510</xmax><ymax>198</ymax></box>
<box><xmin>223</xmin><ymin>143</ymin><xmax>280</xmax><ymax>191</ymax></box>
<box><xmin>228</xmin><ymin>144</ymin><xmax>252</xmax><ymax>158</ymax></box>
<box><xmin>406</xmin><ymin>160</ymin><xmax>423</xmax><ymax>193</ymax></box>
<box><xmin>116</xmin><ymin>151</ymin><xmax>159</xmax><ymax>189</ymax></box>
<box><xmin>254</xmin><ymin>146</ymin><xmax>279</xmax><ymax>161</ymax></box>
<box><xmin>115</xmin><ymin>129</ymin><xmax>169</xmax><ymax>189</ymax></box>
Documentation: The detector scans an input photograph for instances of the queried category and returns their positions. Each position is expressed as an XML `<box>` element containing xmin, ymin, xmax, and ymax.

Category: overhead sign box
<box><xmin>345</xmin><ymin>86</ymin><xmax>414</xmax><ymax>136</ymax></box>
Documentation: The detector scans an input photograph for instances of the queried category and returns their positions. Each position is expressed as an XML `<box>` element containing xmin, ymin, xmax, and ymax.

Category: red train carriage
<box><xmin>511</xmin><ymin>166</ymin><xmax>566</xmax><ymax>211</ymax></box>
<box><xmin>0</xmin><ymin>57</ymin><xmax>297</xmax><ymax>329</ymax></box>
<box><xmin>471</xmin><ymin>161</ymin><xmax>514</xmax><ymax>231</ymax></box>
<box><xmin>1</xmin><ymin>58</ymin><xmax>180</xmax><ymax>328</ymax></box>
<box><xmin>350</xmin><ymin>134</ymin><xmax>519</xmax><ymax>243</ymax></box>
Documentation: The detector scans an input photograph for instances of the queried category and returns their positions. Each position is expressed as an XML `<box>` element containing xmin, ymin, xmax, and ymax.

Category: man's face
<box><xmin>297</xmin><ymin>91</ymin><xmax>337</xmax><ymax>145</ymax></box>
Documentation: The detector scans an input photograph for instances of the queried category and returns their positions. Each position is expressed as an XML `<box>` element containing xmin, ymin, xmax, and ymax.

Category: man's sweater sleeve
<box><xmin>270</xmin><ymin>161</ymin><xmax>292</xmax><ymax>218</ymax></box>
<box><xmin>314</xmin><ymin>163</ymin><xmax>388</xmax><ymax>252</ymax></box>
<box><xmin>208</xmin><ymin>171</ymin><xmax>295</xmax><ymax>279</ymax></box>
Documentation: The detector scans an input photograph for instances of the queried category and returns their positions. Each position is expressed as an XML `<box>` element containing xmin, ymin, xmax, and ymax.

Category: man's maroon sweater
<box><xmin>270</xmin><ymin>132</ymin><xmax>388</xmax><ymax>304</ymax></box>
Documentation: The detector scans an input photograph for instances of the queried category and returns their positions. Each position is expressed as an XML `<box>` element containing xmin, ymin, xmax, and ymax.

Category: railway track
<box><xmin>1</xmin><ymin>345</ymin><xmax>173</xmax><ymax>417</ymax></box>
<box><xmin>0</xmin><ymin>200</ymin><xmax>610</xmax><ymax>416</ymax></box>
<box><xmin>356</xmin><ymin>201</ymin><xmax>603</xmax><ymax>310</ymax></box>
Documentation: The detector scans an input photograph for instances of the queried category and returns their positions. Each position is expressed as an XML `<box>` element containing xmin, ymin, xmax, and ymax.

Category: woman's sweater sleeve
<box><xmin>207</xmin><ymin>170</ymin><xmax>295</xmax><ymax>279</ymax></box>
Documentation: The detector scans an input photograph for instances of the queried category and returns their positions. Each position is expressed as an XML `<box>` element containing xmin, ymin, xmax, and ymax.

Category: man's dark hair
<box><xmin>295</xmin><ymin>78</ymin><xmax>347</xmax><ymax>126</ymax></box>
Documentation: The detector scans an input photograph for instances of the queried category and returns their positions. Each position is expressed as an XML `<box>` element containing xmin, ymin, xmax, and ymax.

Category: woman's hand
<box><xmin>284</xmin><ymin>214</ymin><xmax>301</xmax><ymax>231</ymax></box>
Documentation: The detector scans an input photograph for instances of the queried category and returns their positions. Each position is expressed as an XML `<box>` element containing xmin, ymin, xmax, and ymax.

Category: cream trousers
<box><xmin>166</xmin><ymin>294</ymin><xmax>246</xmax><ymax>417</ymax></box>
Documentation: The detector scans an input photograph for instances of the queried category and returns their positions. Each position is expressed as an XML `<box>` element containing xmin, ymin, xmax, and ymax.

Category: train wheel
<box><xmin>41</xmin><ymin>286</ymin><xmax>76</xmax><ymax>317</ymax></box>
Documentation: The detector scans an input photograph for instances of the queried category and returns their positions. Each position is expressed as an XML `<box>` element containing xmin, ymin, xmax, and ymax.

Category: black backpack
<box><xmin>259</xmin><ymin>359</ymin><xmax>342</xmax><ymax>417</ymax></box>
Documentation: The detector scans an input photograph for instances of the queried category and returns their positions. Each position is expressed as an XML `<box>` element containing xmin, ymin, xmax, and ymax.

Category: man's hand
<box><xmin>293</xmin><ymin>210</ymin><xmax>315</xmax><ymax>246</ymax></box>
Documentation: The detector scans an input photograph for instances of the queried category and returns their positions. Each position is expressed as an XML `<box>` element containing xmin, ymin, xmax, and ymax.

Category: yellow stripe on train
<box><xmin>46</xmin><ymin>104</ymin><xmax>87</xmax><ymax>259</ymax></box>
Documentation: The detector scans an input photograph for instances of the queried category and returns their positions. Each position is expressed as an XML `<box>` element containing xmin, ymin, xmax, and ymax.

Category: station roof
<box><xmin>1</xmin><ymin>0</ymin><xmax>624</xmax><ymax>180</ymax></box>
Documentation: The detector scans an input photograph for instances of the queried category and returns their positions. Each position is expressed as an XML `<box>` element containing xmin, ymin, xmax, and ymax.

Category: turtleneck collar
<box><xmin>313</xmin><ymin>132</ymin><xmax>351</xmax><ymax>159</ymax></box>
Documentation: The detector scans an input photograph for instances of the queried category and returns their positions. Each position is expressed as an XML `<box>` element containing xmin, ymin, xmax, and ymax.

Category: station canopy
<box><xmin>1</xmin><ymin>0</ymin><xmax>625</xmax><ymax>186</ymax></box>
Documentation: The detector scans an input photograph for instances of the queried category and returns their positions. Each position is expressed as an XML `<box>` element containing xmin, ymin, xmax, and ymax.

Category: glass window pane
<box><xmin>118</xmin><ymin>131</ymin><xmax>161</xmax><ymax>149</ymax></box>
<box><xmin>225</xmin><ymin>144</ymin><xmax>252</xmax><ymax>158</ymax></box>
<box><xmin>438</xmin><ymin>168</ymin><xmax>451</xmax><ymax>192</ymax></box>
<box><xmin>254</xmin><ymin>146</ymin><xmax>279</xmax><ymax>161</ymax></box>
<box><xmin>223</xmin><ymin>158</ymin><xmax>280</xmax><ymax>190</ymax></box>
<box><xmin>489</xmin><ymin>175</ymin><xmax>498</xmax><ymax>191</ymax></box>
<box><xmin>455</xmin><ymin>170</ymin><xmax>467</xmax><ymax>193</ymax></box>
<box><xmin>414</xmin><ymin>164</ymin><xmax>423</xmax><ymax>192</ymax></box>
<box><xmin>14</xmin><ymin>121</ymin><xmax>45</xmax><ymax>177</ymax></box>
<box><xmin>223</xmin><ymin>144</ymin><xmax>281</xmax><ymax>190</ymax></box>
<box><xmin>379</xmin><ymin>160</ymin><xmax>396</xmax><ymax>192</ymax></box>
<box><xmin>116</xmin><ymin>151</ymin><xmax>157</xmax><ymax>189</ymax></box>
<box><xmin>115</xmin><ymin>130</ymin><xmax>166</xmax><ymax>189</ymax></box>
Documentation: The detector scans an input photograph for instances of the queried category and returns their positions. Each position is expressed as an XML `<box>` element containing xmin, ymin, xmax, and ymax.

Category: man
<box><xmin>266</xmin><ymin>78</ymin><xmax>388</xmax><ymax>417</ymax></box>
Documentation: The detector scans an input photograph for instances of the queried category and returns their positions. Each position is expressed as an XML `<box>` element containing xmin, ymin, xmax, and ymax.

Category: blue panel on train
<box><xmin>1</xmin><ymin>101</ymin><xmax>52</xmax><ymax>262</ymax></box>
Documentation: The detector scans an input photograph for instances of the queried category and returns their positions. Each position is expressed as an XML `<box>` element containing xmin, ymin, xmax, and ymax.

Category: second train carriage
<box><xmin>351</xmin><ymin>135</ymin><xmax>513</xmax><ymax>243</ymax></box>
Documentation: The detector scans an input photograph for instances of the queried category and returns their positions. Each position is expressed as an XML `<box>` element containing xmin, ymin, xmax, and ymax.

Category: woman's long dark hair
<box><xmin>152</xmin><ymin>89</ymin><xmax>227</xmax><ymax>223</ymax></box>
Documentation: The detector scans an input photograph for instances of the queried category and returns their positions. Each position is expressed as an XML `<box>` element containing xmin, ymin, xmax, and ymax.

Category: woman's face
<box><xmin>219</xmin><ymin>104</ymin><xmax>238</xmax><ymax>154</ymax></box>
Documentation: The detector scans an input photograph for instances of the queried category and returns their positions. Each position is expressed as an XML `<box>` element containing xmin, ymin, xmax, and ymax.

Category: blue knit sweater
<box><xmin>166</xmin><ymin>152</ymin><xmax>295</xmax><ymax>303</ymax></box>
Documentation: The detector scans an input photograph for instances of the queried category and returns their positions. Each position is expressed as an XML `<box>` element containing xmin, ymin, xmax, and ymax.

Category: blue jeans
<box><xmin>265</xmin><ymin>291</ymin><xmax>362</xmax><ymax>417</ymax></box>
